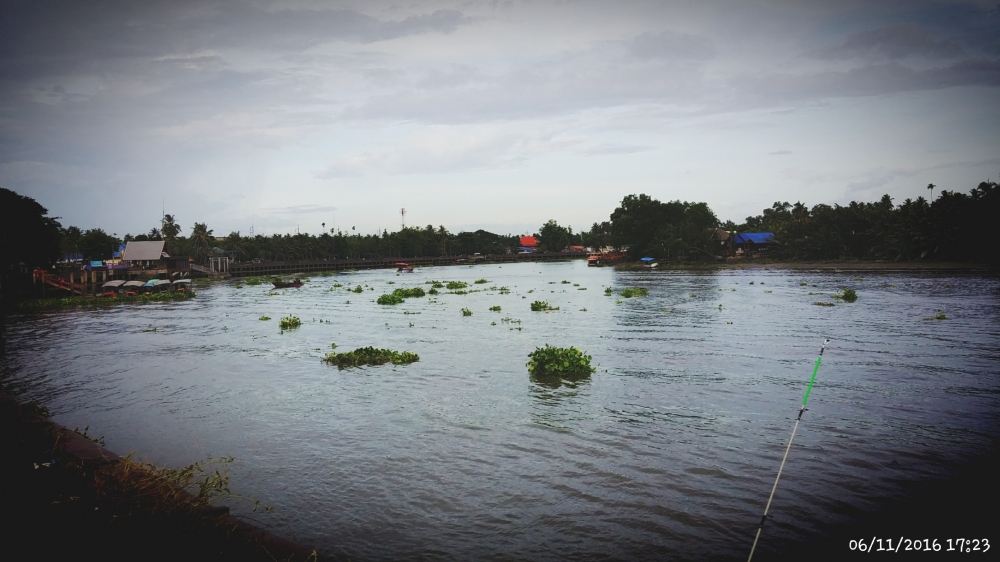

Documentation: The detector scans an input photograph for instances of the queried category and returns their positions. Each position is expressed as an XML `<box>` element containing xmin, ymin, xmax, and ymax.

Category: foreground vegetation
<box><xmin>322</xmin><ymin>346</ymin><xmax>420</xmax><ymax>369</ymax></box>
<box><xmin>526</xmin><ymin>345</ymin><xmax>595</xmax><ymax>381</ymax></box>
<box><xmin>16</xmin><ymin>291</ymin><xmax>195</xmax><ymax>312</ymax></box>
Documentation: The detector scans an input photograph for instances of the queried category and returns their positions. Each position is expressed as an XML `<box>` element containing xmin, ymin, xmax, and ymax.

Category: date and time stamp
<box><xmin>848</xmin><ymin>538</ymin><xmax>990</xmax><ymax>554</ymax></box>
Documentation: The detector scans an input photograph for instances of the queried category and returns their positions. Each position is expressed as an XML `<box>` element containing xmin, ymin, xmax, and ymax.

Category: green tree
<box><xmin>161</xmin><ymin>214</ymin><xmax>181</xmax><ymax>240</ymax></box>
<box><xmin>190</xmin><ymin>222</ymin><xmax>213</xmax><ymax>263</ymax></box>
<box><xmin>0</xmin><ymin>187</ymin><xmax>62</xmax><ymax>270</ymax></box>
<box><xmin>538</xmin><ymin>219</ymin><xmax>571</xmax><ymax>252</ymax></box>
<box><xmin>78</xmin><ymin>228</ymin><xmax>120</xmax><ymax>260</ymax></box>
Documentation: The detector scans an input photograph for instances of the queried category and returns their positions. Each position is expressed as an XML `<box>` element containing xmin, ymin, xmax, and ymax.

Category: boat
<box><xmin>395</xmin><ymin>262</ymin><xmax>414</xmax><ymax>272</ymax></box>
<box><xmin>100</xmin><ymin>279</ymin><xmax>126</xmax><ymax>297</ymax></box>
<box><xmin>639</xmin><ymin>257</ymin><xmax>659</xmax><ymax>269</ymax></box>
<box><xmin>272</xmin><ymin>278</ymin><xmax>304</xmax><ymax>288</ymax></box>
<box><xmin>586</xmin><ymin>251</ymin><xmax>627</xmax><ymax>266</ymax></box>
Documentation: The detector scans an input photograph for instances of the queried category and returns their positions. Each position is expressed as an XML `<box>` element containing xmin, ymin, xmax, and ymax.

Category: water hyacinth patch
<box><xmin>428</xmin><ymin>288</ymin><xmax>439</xmax><ymax>295</ymax></box>
<box><xmin>498</xmin><ymin>286</ymin><xmax>510</xmax><ymax>294</ymax></box>
<box><xmin>619</xmin><ymin>287</ymin><xmax>649</xmax><ymax>298</ymax></box>
<box><xmin>258</xmin><ymin>315</ymin><xmax>271</xmax><ymax>321</ymax></box>
<box><xmin>526</xmin><ymin>345</ymin><xmax>595</xmax><ymax>380</ymax></box>
<box><xmin>474</xmin><ymin>278</ymin><xmax>489</xmax><ymax>284</ymax></box>
<box><xmin>279</xmin><ymin>315</ymin><xmax>301</xmax><ymax>330</ymax></box>
<box><xmin>351</xmin><ymin>285</ymin><xmax>364</xmax><ymax>293</ymax></box>
<box><xmin>377</xmin><ymin>293</ymin><xmax>405</xmax><ymax>305</ymax></box>
<box><xmin>604</xmin><ymin>287</ymin><xmax>613</xmax><ymax>296</ymax></box>
<box><xmin>489</xmin><ymin>305</ymin><xmax>501</xmax><ymax>312</ymax></box>
<box><xmin>322</xmin><ymin>346</ymin><xmax>420</xmax><ymax>369</ymax></box>
<box><xmin>392</xmin><ymin>287</ymin><xmax>426</xmax><ymax>298</ymax></box>
<box><xmin>461</xmin><ymin>308</ymin><xmax>473</xmax><ymax>316</ymax></box>
<box><xmin>530</xmin><ymin>300</ymin><xmax>558</xmax><ymax>311</ymax></box>
<box><xmin>837</xmin><ymin>288</ymin><xmax>858</xmax><ymax>303</ymax></box>
<box><xmin>446</xmin><ymin>281</ymin><xmax>468</xmax><ymax>290</ymax></box>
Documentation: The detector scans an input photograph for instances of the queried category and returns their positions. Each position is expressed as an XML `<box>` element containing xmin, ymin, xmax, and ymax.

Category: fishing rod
<box><xmin>747</xmin><ymin>338</ymin><xmax>830</xmax><ymax>562</ymax></box>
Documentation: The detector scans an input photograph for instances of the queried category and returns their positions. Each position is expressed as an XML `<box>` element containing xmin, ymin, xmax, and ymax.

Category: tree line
<box><xmin>2</xmin><ymin>180</ymin><xmax>998</xmax><ymax>272</ymax></box>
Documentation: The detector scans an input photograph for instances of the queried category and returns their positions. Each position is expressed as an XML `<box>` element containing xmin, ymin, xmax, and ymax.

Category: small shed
<box><xmin>732</xmin><ymin>232</ymin><xmax>775</xmax><ymax>257</ymax></box>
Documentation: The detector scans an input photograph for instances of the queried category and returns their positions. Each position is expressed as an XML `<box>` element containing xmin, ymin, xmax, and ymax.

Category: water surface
<box><xmin>3</xmin><ymin>261</ymin><xmax>998</xmax><ymax>560</ymax></box>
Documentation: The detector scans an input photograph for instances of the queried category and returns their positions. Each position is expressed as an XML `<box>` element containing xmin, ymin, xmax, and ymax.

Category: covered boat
<box><xmin>395</xmin><ymin>262</ymin><xmax>414</xmax><ymax>272</ymax></box>
<box><xmin>100</xmin><ymin>279</ymin><xmax>126</xmax><ymax>297</ymax></box>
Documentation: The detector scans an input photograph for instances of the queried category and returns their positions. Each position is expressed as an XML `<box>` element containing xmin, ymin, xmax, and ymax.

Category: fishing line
<box><xmin>747</xmin><ymin>338</ymin><xmax>830</xmax><ymax>562</ymax></box>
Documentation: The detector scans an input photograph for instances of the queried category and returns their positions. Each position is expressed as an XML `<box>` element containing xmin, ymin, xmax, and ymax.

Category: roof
<box><xmin>733</xmin><ymin>232</ymin><xmax>775</xmax><ymax>245</ymax></box>
<box><xmin>122</xmin><ymin>240</ymin><xmax>166</xmax><ymax>261</ymax></box>
<box><xmin>519</xmin><ymin>235</ymin><xmax>538</xmax><ymax>247</ymax></box>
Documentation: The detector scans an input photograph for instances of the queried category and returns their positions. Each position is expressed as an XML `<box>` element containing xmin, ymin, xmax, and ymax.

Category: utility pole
<box><xmin>401</xmin><ymin>208</ymin><xmax>406</xmax><ymax>230</ymax></box>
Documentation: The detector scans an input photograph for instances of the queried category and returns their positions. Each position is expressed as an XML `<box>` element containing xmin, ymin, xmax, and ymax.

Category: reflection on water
<box><xmin>2</xmin><ymin>262</ymin><xmax>999</xmax><ymax>560</ymax></box>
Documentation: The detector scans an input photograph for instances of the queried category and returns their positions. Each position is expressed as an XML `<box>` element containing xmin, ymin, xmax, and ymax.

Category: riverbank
<box><xmin>615</xmin><ymin>260</ymin><xmax>998</xmax><ymax>273</ymax></box>
<box><xmin>0</xmin><ymin>390</ymin><xmax>322</xmax><ymax>562</ymax></box>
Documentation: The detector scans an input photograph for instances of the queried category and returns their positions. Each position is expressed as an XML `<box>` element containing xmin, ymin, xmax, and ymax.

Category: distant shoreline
<box><xmin>617</xmin><ymin>260</ymin><xmax>998</xmax><ymax>273</ymax></box>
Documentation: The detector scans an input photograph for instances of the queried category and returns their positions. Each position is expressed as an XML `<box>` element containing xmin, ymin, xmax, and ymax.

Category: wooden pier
<box><xmin>229</xmin><ymin>252</ymin><xmax>584</xmax><ymax>277</ymax></box>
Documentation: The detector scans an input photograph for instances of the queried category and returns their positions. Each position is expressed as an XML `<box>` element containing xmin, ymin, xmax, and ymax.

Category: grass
<box><xmin>461</xmin><ymin>307</ymin><xmax>473</xmax><ymax>316</ymax></box>
<box><xmin>322</xmin><ymin>346</ymin><xmax>420</xmax><ymax>369</ymax></box>
<box><xmin>527</xmin><ymin>345</ymin><xmax>595</xmax><ymax>381</ymax></box>
<box><xmin>530</xmin><ymin>300</ymin><xmax>558</xmax><ymax>311</ymax></box>
<box><xmin>619</xmin><ymin>287</ymin><xmax>649</xmax><ymax>298</ymax></box>
<box><xmin>279</xmin><ymin>315</ymin><xmax>301</xmax><ymax>329</ymax></box>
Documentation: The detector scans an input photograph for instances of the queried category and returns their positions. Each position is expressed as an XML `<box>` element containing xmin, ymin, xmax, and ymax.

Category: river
<box><xmin>2</xmin><ymin>261</ymin><xmax>998</xmax><ymax>560</ymax></box>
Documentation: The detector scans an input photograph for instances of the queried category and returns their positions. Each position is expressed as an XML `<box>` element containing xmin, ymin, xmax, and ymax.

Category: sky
<box><xmin>2</xmin><ymin>0</ymin><xmax>999</xmax><ymax>238</ymax></box>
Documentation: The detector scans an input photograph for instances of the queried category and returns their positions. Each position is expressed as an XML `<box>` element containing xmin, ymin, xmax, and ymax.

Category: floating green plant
<box><xmin>258</xmin><ymin>315</ymin><xmax>271</xmax><ymax>321</ymax></box>
<box><xmin>498</xmin><ymin>286</ymin><xmax>510</xmax><ymax>294</ymax></box>
<box><xmin>386</xmin><ymin>280</ymin><xmax>395</xmax><ymax>285</ymax></box>
<box><xmin>531</xmin><ymin>300</ymin><xmax>558</xmax><ymax>311</ymax></box>
<box><xmin>431</xmin><ymin>281</ymin><xmax>444</xmax><ymax>289</ymax></box>
<box><xmin>351</xmin><ymin>285</ymin><xmax>363</xmax><ymax>293</ymax></box>
<box><xmin>451</xmin><ymin>290</ymin><xmax>468</xmax><ymax>295</ymax></box>
<box><xmin>837</xmin><ymin>288</ymin><xmax>858</xmax><ymax>303</ymax></box>
<box><xmin>619</xmin><ymin>287</ymin><xmax>649</xmax><ymax>298</ymax></box>
<box><xmin>813</xmin><ymin>302</ymin><xmax>836</xmax><ymax>307</ymax></box>
<box><xmin>392</xmin><ymin>287</ymin><xmax>426</xmax><ymax>298</ymax></box>
<box><xmin>244</xmin><ymin>277</ymin><xmax>264</xmax><ymax>286</ymax></box>
<box><xmin>489</xmin><ymin>305</ymin><xmax>502</xmax><ymax>312</ymax></box>
<box><xmin>526</xmin><ymin>345</ymin><xmax>595</xmax><ymax>380</ymax></box>
<box><xmin>428</xmin><ymin>287</ymin><xmax>439</xmax><ymax>295</ymax></box>
<box><xmin>446</xmin><ymin>281</ymin><xmax>468</xmax><ymax>290</ymax></box>
<box><xmin>933</xmin><ymin>311</ymin><xmax>948</xmax><ymax>320</ymax></box>
<box><xmin>16</xmin><ymin>291</ymin><xmax>196</xmax><ymax>312</ymax></box>
<box><xmin>604</xmin><ymin>287</ymin><xmax>613</xmax><ymax>296</ymax></box>
<box><xmin>377</xmin><ymin>293</ymin><xmax>405</xmax><ymax>305</ymax></box>
<box><xmin>474</xmin><ymin>278</ymin><xmax>489</xmax><ymax>284</ymax></box>
<box><xmin>461</xmin><ymin>307</ymin><xmax>473</xmax><ymax>316</ymax></box>
<box><xmin>577</xmin><ymin>287</ymin><xmax>587</xmax><ymax>290</ymax></box>
<box><xmin>279</xmin><ymin>315</ymin><xmax>301</xmax><ymax>329</ymax></box>
<box><xmin>561</xmin><ymin>280</ymin><xmax>571</xmax><ymax>284</ymax></box>
<box><xmin>322</xmin><ymin>346</ymin><xmax>420</xmax><ymax>369</ymax></box>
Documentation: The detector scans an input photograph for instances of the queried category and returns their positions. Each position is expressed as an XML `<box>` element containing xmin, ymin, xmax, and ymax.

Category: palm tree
<box><xmin>161</xmin><ymin>214</ymin><xmax>181</xmax><ymax>240</ymax></box>
<box><xmin>927</xmin><ymin>183</ymin><xmax>936</xmax><ymax>201</ymax></box>
<box><xmin>190</xmin><ymin>222</ymin><xmax>213</xmax><ymax>263</ymax></box>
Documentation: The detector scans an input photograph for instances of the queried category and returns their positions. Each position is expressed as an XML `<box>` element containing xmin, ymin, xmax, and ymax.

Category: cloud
<box><xmin>734</xmin><ymin>59</ymin><xmax>1000</xmax><ymax>107</ymax></box>
<box><xmin>579</xmin><ymin>143</ymin><xmax>654</xmax><ymax>156</ymax></box>
<box><xmin>264</xmin><ymin>204</ymin><xmax>339</xmax><ymax>215</ymax></box>
<box><xmin>816</xmin><ymin>24</ymin><xmax>965</xmax><ymax>60</ymax></box>
<box><xmin>317</xmin><ymin>125</ymin><xmax>582</xmax><ymax>177</ymax></box>
<box><xmin>627</xmin><ymin>30</ymin><xmax>716</xmax><ymax>61</ymax></box>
